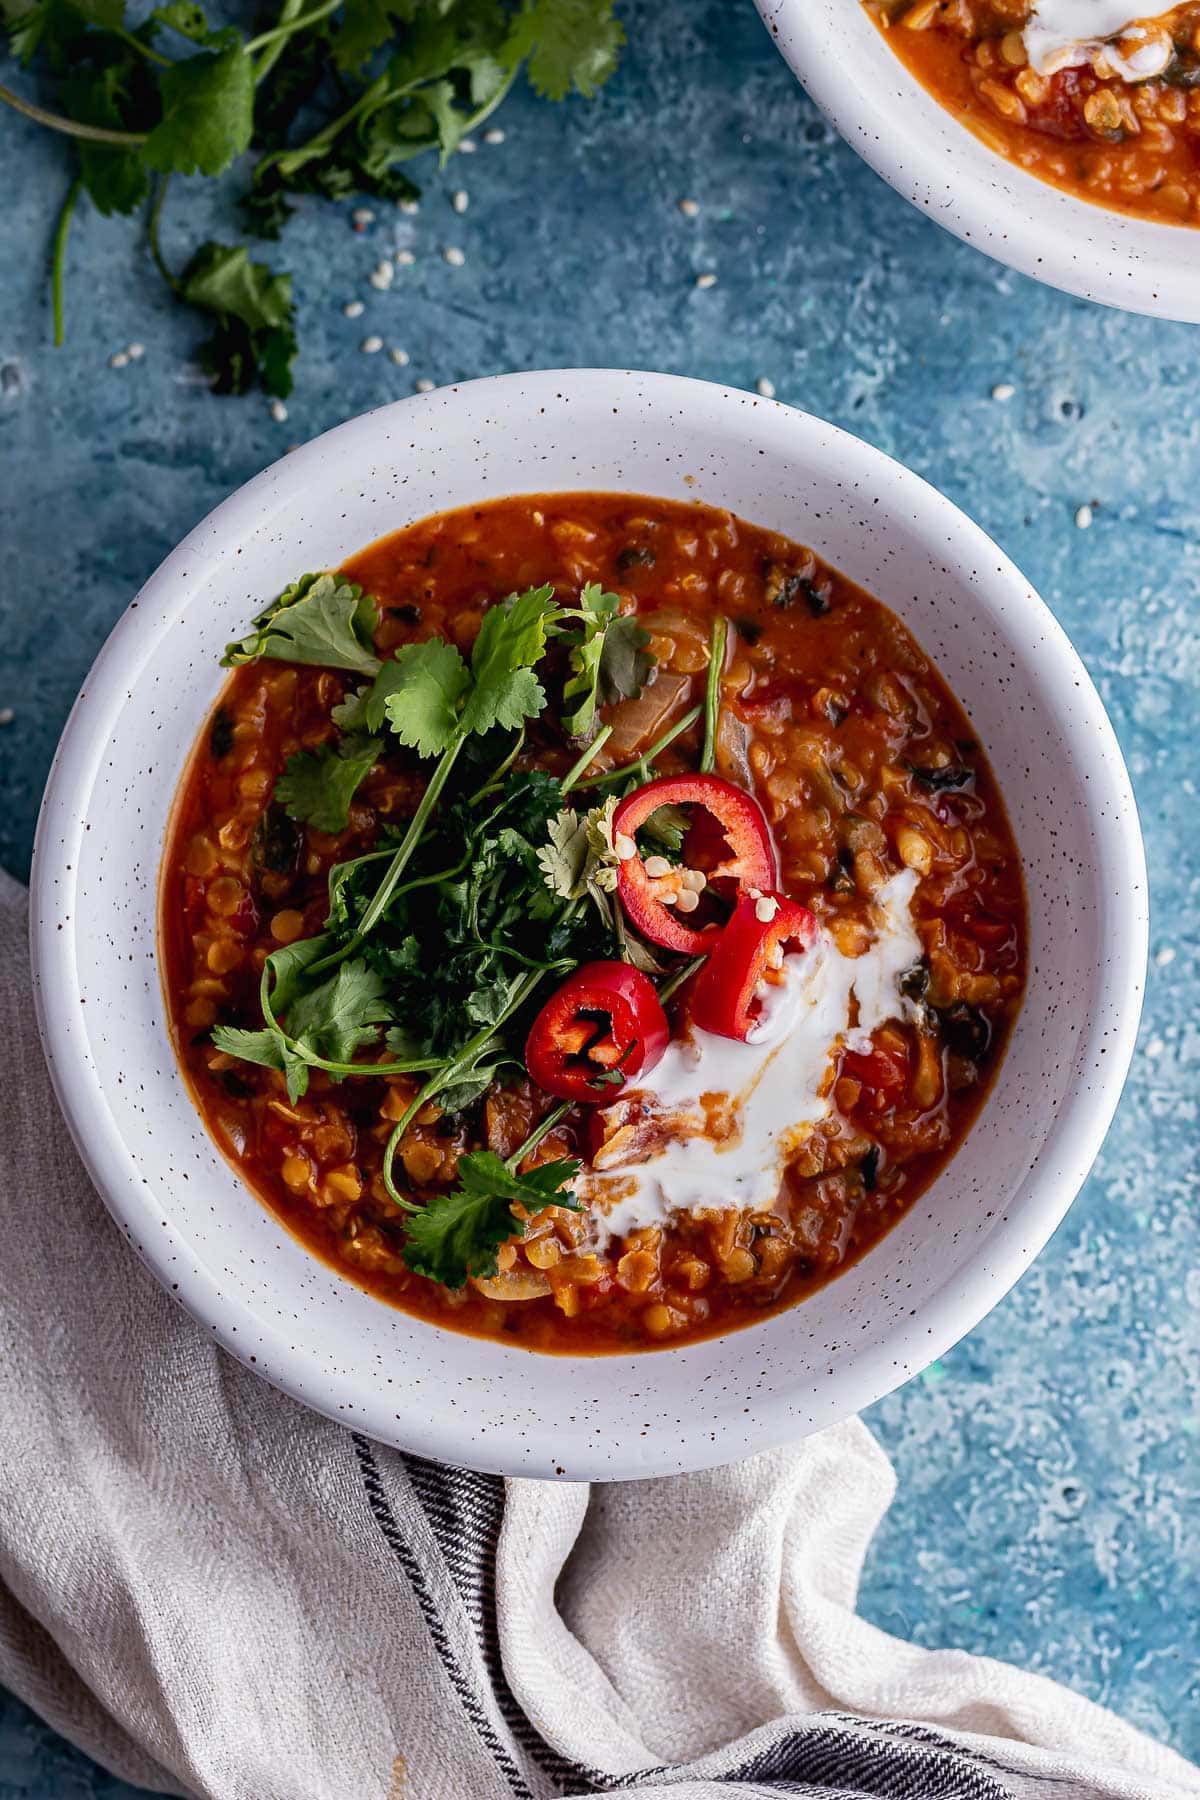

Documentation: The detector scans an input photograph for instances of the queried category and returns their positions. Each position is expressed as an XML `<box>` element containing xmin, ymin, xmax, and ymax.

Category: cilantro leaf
<box><xmin>331</xmin><ymin>0</ymin><xmax>414</xmax><ymax>73</ymax></box>
<box><xmin>60</xmin><ymin>65</ymin><xmax>150</xmax><ymax>215</ymax></box>
<box><xmin>144</xmin><ymin>44</ymin><xmax>253</xmax><ymax>178</ymax></box>
<box><xmin>380</xmin><ymin>639</ymin><xmax>471</xmax><ymax>756</ymax></box>
<box><xmin>209</xmin><ymin>1025</ymin><xmax>287</xmax><ymax>1071</ymax></box>
<box><xmin>598</xmin><ymin>614</ymin><xmax>655</xmax><ymax>706</ymax></box>
<box><xmin>401</xmin><ymin>1150</ymin><xmax>580</xmax><ymax>1288</ymax></box>
<box><xmin>284</xmin><ymin>958</ymin><xmax>391</xmax><ymax>1066</ymax></box>
<box><xmin>506</xmin><ymin>0</ymin><xmax>623</xmax><ymax>101</ymax></box>
<box><xmin>178</xmin><ymin>242</ymin><xmax>298</xmax><ymax>398</ymax></box>
<box><xmin>560</xmin><ymin>582</ymin><xmax>618</xmax><ymax>740</ymax></box>
<box><xmin>264</xmin><ymin>931</ymin><xmax>333</xmax><ymax>1014</ymax></box>
<box><xmin>223</xmin><ymin>571</ymin><xmax>381</xmax><ymax>674</ymax></box>
<box><xmin>536</xmin><ymin>797</ymin><xmax>619</xmax><ymax>903</ymax></box>
<box><xmin>274</xmin><ymin>734</ymin><xmax>383</xmax><ymax>833</ymax></box>
<box><xmin>459</xmin><ymin>584</ymin><xmax>558</xmax><ymax>736</ymax></box>
<box><xmin>639</xmin><ymin>802</ymin><xmax>688</xmax><ymax>856</ymax></box>
<box><xmin>536</xmin><ymin>808</ymin><xmax>590</xmax><ymax>900</ymax></box>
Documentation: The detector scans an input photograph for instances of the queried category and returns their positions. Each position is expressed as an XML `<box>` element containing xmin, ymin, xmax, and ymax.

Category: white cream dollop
<box><xmin>581</xmin><ymin>869</ymin><xmax>922</xmax><ymax>1243</ymax></box>
<box><xmin>1022</xmin><ymin>0</ymin><xmax>1174</xmax><ymax>79</ymax></box>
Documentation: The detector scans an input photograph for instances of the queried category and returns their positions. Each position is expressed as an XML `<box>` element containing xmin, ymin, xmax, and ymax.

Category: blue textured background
<box><xmin>2</xmin><ymin>0</ymin><xmax>1198</xmax><ymax>1790</ymax></box>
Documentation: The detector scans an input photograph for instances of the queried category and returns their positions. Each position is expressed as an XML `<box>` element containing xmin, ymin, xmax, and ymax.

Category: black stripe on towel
<box><xmin>352</xmin><ymin>1433</ymin><xmax>538</xmax><ymax>1800</ymax></box>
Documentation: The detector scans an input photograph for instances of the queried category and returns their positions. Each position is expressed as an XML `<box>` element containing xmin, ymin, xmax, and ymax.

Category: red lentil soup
<box><xmin>161</xmin><ymin>493</ymin><xmax>1026</xmax><ymax>1354</ymax></box>
<box><xmin>869</xmin><ymin>0</ymin><xmax>1200</xmax><ymax>226</ymax></box>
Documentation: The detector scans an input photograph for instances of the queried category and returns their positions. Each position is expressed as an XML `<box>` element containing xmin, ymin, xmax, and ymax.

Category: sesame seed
<box><xmin>415</xmin><ymin>377</ymin><xmax>435</xmax><ymax>392</ymax></box>
<box><xmin>443</xmin><ymin>245</ymin><xmax>466</xmax><ymax>266</ymax></box>
<box><xmin>395</xmin><ymin>249</ymin><xmax>415</xmax><ymax>266</ymax></box>
<box><xmin>352</xmin><ymin>207</ymin><xmax>375</xmax><ymax>226</ymax></box>
<box><xmin>109</xmin><ymin>351</ymin><xmax>129</xmax><ymax>369</ymax></box>
<box><xmin>389</xmin><ymin>347</ymin><xmax>410</xmax><ymax>366</ymax></box>
<box><xmin>695</xmin><ymin>271</ymin><xmax>717</xmax><ymax>289</ymax></box>
<box><xmin>452</xmin><ymin>189</ymin><xmax>469</xmax><ymax>213</ymax></box>
<box><xmin>270</xmin><ymin>399</ymin><xmax>289</xmax><ymax>423</ymax></box>
<box><xmin>1074</xmin><ymin>504</ymin><xmax>1093</xmax><ymax>529</ymax></box>
<box><xmin>361</xmin><ymin>335</ymin><xmax>384</xmax><ymax>354</ymax></box>
<box><xmin>1156</xmin><ymin>945</ymin><xmax>1176</xmax><ymax>966</ymax></box>
<box><xmin>0</xmin><ymin>708</ymin><xmax>13</xmax><ymax>727</ymax></box>
<box><xmin>483</xmin><ymin>127</ymin><xmax>505</xmax><ymax>144</ymax></box>
<box><xmin>755</xmin><ymin>377</ymin><xmax>776</xmax><ymax>399</ymax></box>
<box><xmin>678</xmin><ymin>197</ymin><xmax>700</xmax><ymax>217</ymax></box>
<box><xmin>459</xmin><ymin>137</ymin><xmax>476</xmax><ymax>153</ymax></box>
<box><xmin>399</xmin><ymin>199</ymin><xmax>419</xmax><ymax>215</ymax></box>
<box><xmin>343</xmin><ymin>300</ymin><xmax>365</xmax><ymax>318</ymax></box>
<box><xmin>127</xmin><ymin>342</ymin><xmax>145</xmax><ymax>360</ymax></box>
<box><xmin>369</xmin><ymin>262</ymin><xmax>395</xmax><ymax>290</ymax></box>
<box><xmin>991</xmin><ymin>382</ymin><xmax>1015</xmax><ymax>401</ymax></box>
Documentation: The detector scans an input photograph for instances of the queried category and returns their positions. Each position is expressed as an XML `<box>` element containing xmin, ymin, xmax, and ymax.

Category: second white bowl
<box><xmin>756</xmin><ymin>0</ymin><xmax>1200</xmax><ymax>322</ymax></box>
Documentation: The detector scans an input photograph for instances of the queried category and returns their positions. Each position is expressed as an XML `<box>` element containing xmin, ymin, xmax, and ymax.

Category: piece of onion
<box><xmin>603</xmin><ymin>669</ymin><xmax>692</xmax><ymax>762</ymax></box>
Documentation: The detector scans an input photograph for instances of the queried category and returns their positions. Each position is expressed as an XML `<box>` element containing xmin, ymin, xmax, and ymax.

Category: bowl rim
<box><xmin>30</xmin><ymin>368</ymin><xmax>1148</xmax><ymax>1477</ymax></box>
<box><xmin>754</xmin><ymin>0</ymin><xmax>1200</xmax><ymax>324</ymax></box>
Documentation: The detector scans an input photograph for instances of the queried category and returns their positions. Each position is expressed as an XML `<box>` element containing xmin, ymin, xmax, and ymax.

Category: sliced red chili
<box><xmin>525</xmin><ymin>961</ymin><xmax>670</xmax><ymax>1103</ymax></box>
<box><xmin>612</xmin><ymin>773</ymin><xmax>778</xmax><ymax>955</ymax></box>
<box><xmin>689</xmin><ymin>890</ymin><xmax>817</xmax><ymax>1042</ymax></box>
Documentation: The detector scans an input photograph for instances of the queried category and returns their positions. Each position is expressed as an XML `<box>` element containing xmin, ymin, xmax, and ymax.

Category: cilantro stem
<box><xmin>246</xmin><ymin>0</ymin><xmax>341</xmax><ymax>61</ymax></box>
<box><xmin>353</xmin><ymin>736</ymin><xmax>465</xmax><ymax>940</ymax></box>
<box><xmin>700</xmin><ymin>615</ymin><xmax>727</xmax><ymax>776</ymax></box>
<box><xmin>51</xmin><ymin>177</ymin><xmax>80</xmax><ymax>350</ymax></box>
<box><xmin>656</xmin><ymin>954</ymin><xmax>705</xmax><ymax>1006</ymax></box>
<box><xmin>574</xmin><ymin>704</ymin><xmax>702</xmax><ymax>791</ymax></box>
<box><xmin>382</xmin><ymin>967</ymin><xmax>546</xmax><ymax>1208</ymax></box>
<box><xmin>105</xmin><ymin>22</ymin><xmax>171</xmax><ymax>66</ymax></box>
<box><xmin>148</xmin><ymin>177</ymin><xmax>179</xmax><ymax>294</ymax></box>
<box><xmin>258</xmin><ymin>73</ymin><xmax>388</xmax><ymax>176</ymax></box>
<box><xmin>467</xmin><ymin>727</ymin><xmax>525</xmax><ymax>804</ymax></box>
<box><xmin>559</xmin><ymin>723</ymin><xmax>614</xmax><ymax>796</ymax></box>
<box><xmin>251</xmin><ymin>0</ymin><xmax>300</xmax><ymax>83</ymax></box>
<box><xmin>310</xmin><ymin>734</ymin><xmax>466</xmax><ymax>975</ymax></box>
<box><xmin>0</xmin><ymin>84</ymin><xmax>148</xmax><ymax>145</ymax></box>
<box><xmin>507</xmin><ymin>1101</ymin><xmax>572</xmax><ymax>1170</ymax></box>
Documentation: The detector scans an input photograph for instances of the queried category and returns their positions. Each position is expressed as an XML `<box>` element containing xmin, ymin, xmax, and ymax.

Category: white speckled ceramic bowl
<box><xmin>31</xmin><ymin>369</ymin><xmax>1146</xmax><ymax>1479</ymax></box>
<box><xmin>755</xmin><ymin>0</ymin><xmax>1200</xmax><ymax>323</ymax></box>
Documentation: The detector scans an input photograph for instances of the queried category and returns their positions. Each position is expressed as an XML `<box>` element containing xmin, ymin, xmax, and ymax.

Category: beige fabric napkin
<box><xmin>1</xmin><ymin>869</ymin><xmax>1195</xmax><ymax>1800</ymax></box>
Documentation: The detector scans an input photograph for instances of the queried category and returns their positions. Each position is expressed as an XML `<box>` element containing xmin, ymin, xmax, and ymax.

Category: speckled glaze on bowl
<box><xmin>755</xmin><ymin>0</ymin><xmax>1200</xmax><ymax>323</ymax></box>
<box><xmin>30</xmin><ymin>369</ymin><xmax>1146</xmax><ymax>1480</ymax></box>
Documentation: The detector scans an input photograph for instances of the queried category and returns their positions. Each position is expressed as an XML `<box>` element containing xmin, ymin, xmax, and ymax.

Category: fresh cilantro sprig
<box><xmin>1</xmin><ymin>0</ymin><xmax>624</xmax><ymax>393</ymax></box>
<box><xmin>557</xmin><ymin>581</ymin><xmax>654</xmax><ymax>741</ymax></box>
<box><xmin>205</xmin><ymin>565</ymin><xmax>728</xmax><ymax>1289</ymax></box>
<box><xmin>274</xmin><ymin>733</ymin><xmax>383</xmax><ymax>832</ymax></box>
<box><xmin>223</xmin><ymin>571</ymin><xmax>382</xmax><ymax>672</ymax></box>
<box><xmin>400</xmin><ymin>1146</ymin><xmax>580</xmax><ymax>1288</ymax></box>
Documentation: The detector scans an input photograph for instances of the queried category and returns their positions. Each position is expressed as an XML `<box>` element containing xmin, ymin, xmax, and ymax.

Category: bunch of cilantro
<box><xmin>1</xmin><ymin>0</ymin><xmax>622</xmax><ymax>394</ymax></box>
<box><xmin>208</xmin><ymin>565</ymin><xmax>676</xmax><ymax>1288</ymax></box>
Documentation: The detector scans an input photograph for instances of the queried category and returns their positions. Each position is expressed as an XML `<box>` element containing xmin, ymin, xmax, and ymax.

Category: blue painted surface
<box><xmin>2</xmin><ymin>0</ymin><xmax>1198</xmax><ymax>1790</ymax></box>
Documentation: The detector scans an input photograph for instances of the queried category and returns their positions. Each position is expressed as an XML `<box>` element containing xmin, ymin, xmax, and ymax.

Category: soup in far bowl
<box><xmin>162</xmin><ymin>491</ymin><xmax>1026</xmax><ymax>1353</ymax></box>
<box><xmin>870</xmin><ymin>0</ymin><xmax>1200</xmax><ymax>226</ymax></box>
